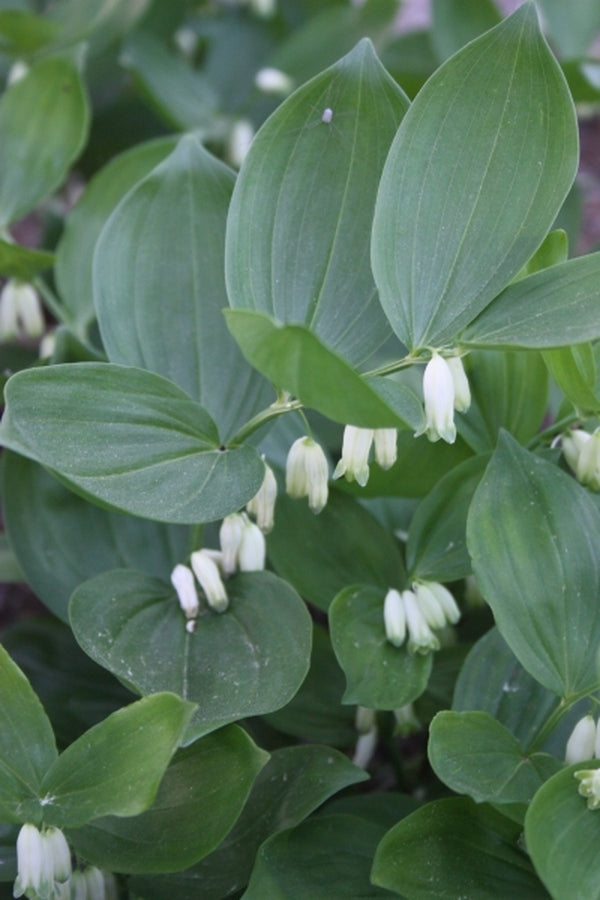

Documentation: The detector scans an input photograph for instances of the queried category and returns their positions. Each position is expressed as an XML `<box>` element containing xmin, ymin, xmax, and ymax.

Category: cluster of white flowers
<box><xmin>333</xmin><ymin>427</ymin><xmax>397</xmax><ymax>487</ymax></box>
<box><xmin>171</xmin><ymin>512</ymin><xmax>267</xmax><ymax>625</ymax></box>
<box><xmin>0</xmin><ymin>279</ymin><xmax>44</xmax><ymax>342</ymax></box>
<box><xmin>416</xmin><ymin>352</ymin><xmax>471</xmax><ymax>444</ymax></box>
<box><xmin>562</xmin><ymin>429</ymin><xmax>600</xmax><ymax>491</ymax></box>
<box><xmin>13</xmin><ymin>825</ymin><xmax>113</xmax><ymax>899</ymax></box>
<box><xmin>383</xmin><ymin>581</ymin><xmax>460</xmax><ymax>655</ymax></box>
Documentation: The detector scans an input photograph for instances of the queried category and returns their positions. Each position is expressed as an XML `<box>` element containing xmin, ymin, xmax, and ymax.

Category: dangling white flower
<box><xmin>373</xmin><ymin>429</ymin><xmax>397</xmax><ymax>470</ymax></box>
<box><xmin>566</xmin><ymin>715</ymin><xmax>597</xmax><ymax>764</ymax></box>
<box><xmin>447</xmin><ymin>356</ymin><xmax>471</xmax><ymax>413</ymax></box>
<box><xmin>246</xmin><ymin>461</ymin><xmax>277</xmax><ymax>532</ymax></box>
<box><xmin>333</xmin><ymin>426</ymin><xmax>373</xmax><ymax>486</ymax></box>
<box><xmin>238</xmin><ymin>517</ymin><xmax>266</xmax><ymax>571</ymax></box>
<box><xmin>417</xmin><ymin>352</ymin><xmax>456</xmax><ymax>444</ymax></box>
<box><xmin>170</xmin><ymin>564</ymin><xmax>199</xmax><ymax>619</ymax></box>
<box><xmin>383</xmin><ymin>588</ymin><xmax>406</xmax><ymax>647</ymax></box>
<box><xmin>219</xmin><ymin>513</ymin><xmax>245</xmax><ymax>575</ymax></box>
<box><xmin>355</xmin><ymin>705</ymin><xmax>377</xmax><ymax>735</ymax></box>
<box><xmin>83</xmin><ymin>866</ymin><xmax>107</xmax><ymax>900</ymax></box>
<box><xmin>402</xmin><ymin>589</ymin><xmax>440</xmax><ymax>655</ymax></box>
<box><xmin>414</xmin><ymin>581</ymin><xmax>461</xmax><ymax>628</ymax></box>
<box><xmin>0</xmin><ymin>279</ymin><xmax>44</xmax><ymax>340</ymax></box>
<box><xmin>575</xmin><ymin>429</ymin><xmax>600</xmax><ymax>491</ymax></box>
<box><xmin>228</xmin><ymin>118</ymin><xmax>255</xmax><ymax>169</ymax></box>
<box><xmin>285</xmin><ymin>436</ymin><xmax>329</xmax><ymax>513</ymax></box>
<box><xmin>255</xmin><ymin>67</ymin><xmax>294</xmax><ymax>96</ymax></box>
<box><xmin>13</xmin><ymin>824</ymin><xmax>44</xmax><ymax>899</ymax></box>
<box><xmin>190</xmin><ymin>549</ymin><xmax>228</xmax><ymax>613</ymax></box>
<box><xmin>574</xmin><ymin>767</ymin><xmax>600</xmax><ymax>809</ymax></box>
<box><xmin>42</xmin><ymin>827</ymin><xmax>71</xmax><ymax>885</ymax></box>
<box><xmin>394</xmin><ymin>703</ymin><xmax>421</xmax><ymax>737</ymax></box>
<box><xmin>353</xmin><ymin>708</ymin><xmax>378</xmax><ymax>769</ymax></box>
<box><xmin>562</xmin><ymin>429</ymin><xmax>591</xmax><ymax>475</ymax></box>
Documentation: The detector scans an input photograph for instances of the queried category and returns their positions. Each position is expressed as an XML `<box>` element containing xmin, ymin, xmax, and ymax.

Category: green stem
<box><xmin>527</xmin><ymin>412</ymin><xmax>579</xmax><ymax>450</ymax></box>
<box><xmin>363</xmin><ymin>353</ymin><xmax>420</xmax><ymax>378</ymax></box>
<box><xmin>230</xmin><ymin>397</ymin><xmax>302</xmax><ymax>445</ymax></box>
<box><xmin>527</xmin><ymin>688</ymin><xmax>597</xmax><ymax>754</ymax></box>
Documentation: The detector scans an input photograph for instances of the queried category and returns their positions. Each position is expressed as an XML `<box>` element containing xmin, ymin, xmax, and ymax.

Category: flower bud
<box><xmin>228</xmin><ymin>118</ymin><xmax>254</xmax><ymax>169</ymax></box>
<box><xmin>417</xmin><ymin>352</ymin><xmax>456</xmax><ymax>444</ymax></box>
<box><xmin>333</xmin><ymin>426</ymin><xmax>373</xmax><ymax>486</ymax></box>
<box><xmin>238</xmin><ymin>518</ymin><xmax>266</xmax><ymax>572</ymax></box>
<box><xmin>190</xmin><ymin>549</ymin><xmax>228</xmax><ymax>613</ymax></box>
<box><xmin>84</xmin><ymin>866</ymin><xmax>107</xmax><ymax>900</ymax></box>
<box><xmin>415</xmin><ymin>581</ymin><xmax>460</xmax><ymax>628</ymax></box>
<box><xmin>42</xmin><ymin>827</ymin><xmax>71</xmax><ymax>884</ymax></box>
<box><xmin>373</xmin><ymin>429</ymin><xmax>397</xmax><ymax>470</ymax></box>
<box><xmin>447</xmin><ymin>356</ymin><xmax>471</xmax><ymax>413</ymax></box>
<box><xmin>574</xmin><ymin>767</ymin><xmax>600</xmax><ymax>809</ymax></box>
<box><xmin>402</xmin><ymin>589</ymin><xmax>440</xmax><ymax>655</ymax></box>
<box><xmin>575</xmin><ymin>429</ymin><xmax>600</xmax><ymax>491</ymax></box>
<box><xmin>383</xmin><ymin>588</ymin><xmax>406</xmax><ymax>647</ymax></box>
<box><xmin>0</xmin><ymin>280</ymin><xmax>44</xmax><ymax>340</ymax></box>
<box><xmin>13</xmin><ymin>824</ymin><xmax>44</xmax><ymax>898</ymax></box>
<box><xmin>170</xmin><ymin>564</ymin><xmax>199</xmax><ymax>619</ymax></box>
<box><xmin>562</xmin><ymin>429</ymin><xmax>590</xmax><ymax>473</ymax></box>
<box><xmin>219</xmin><ymin>513</ymin><xmax>245</xmax><ymax>575</ymax></box>
<box><xmin>285</xmin><ymin>436</ymin><xmax>329</xmax><ymax>513</ymax></box>
<box><xmin>255</xmin><ymin>67</ymin><xmax>293</xmax><ymax>96</ymax></box>
<box><xmin>246</xmin><ymin>462</ymin><xmax>277</xmax><ymax>532</ymax></box>
<box><xmin>566</xmin><ymin>715</ymin><xmax>597</xmax><ymax>764</ymax></box>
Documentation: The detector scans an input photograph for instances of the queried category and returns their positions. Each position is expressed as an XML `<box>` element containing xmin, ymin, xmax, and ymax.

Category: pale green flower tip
<box><xmin>394</xmin><ymin>703</ymin><xmax>421</xmax><ymax>737</ymax></box>
<box><xmin>575</xmin><ymin>768</ymin><xmax>600</xmax><ymax>809</ymax></box>
<box><xmin>333</xmin><ymin>426</ymin><xmax>373</xmax><ymax>487</ymax></box>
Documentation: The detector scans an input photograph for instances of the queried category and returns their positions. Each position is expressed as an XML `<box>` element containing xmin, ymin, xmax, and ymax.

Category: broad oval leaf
<box><xmin>462</xmin><ymin>253</ymin><xmax>600</xmax><ymax>349</ymax></box>
<box><xmin>40</xmin><ymin>692</ymin><xmax>195</xmax><ymax>828</ymax></box>
<box><xmin>0</xmin><ymin>644</ymin><xmax>57</xmax><ymax>825</ymax></box>
<box><xmin>372</xmin><ymin>798</ymin><xmax>549</xmax><ymax>898</ymax></box>
<box><xmin>0</xmin><ymin>363</ymin><xmax>264</xmax><ymax>524</ymax></box>
<box><xmin>428</xmin><ymin>710</ymin><xmax>560</xmax><ymax>805</ymax></box>
<box><xmin>94</xmin><ymin>135</ymin><xmax>271</xmax><ymax>441</ymax></box>
<box><xmin>542</xmin><ymin>343</ymin><xmax>600</xmax><ymax>414</ymax></box>
<box><xmin>67</xmin><ymin>726</ymin><xmax>268</xmax><ymax>873</ymax></box>
<box><xmin>0</xmin><ymin>55</ymin><xmax>89</xmax><ymax>226</ymax></box>
<box><xmin>244</xmin><ymin>813</ymin><xmax>390</xmax><ymax>900</ymax></box>
<box><xmin>226</xmin><ymin>39</ymin><xmax>409</xmax><ymax>366</ymax></box>
<box><xmin>69</xmin><ymin>568</ymin><xmax>312</xmax><ymax>741</ymax></box>
<box><xmin>130</xmin><ymin>745</ymin><xmax>368</xmax><ymax>899</ymax></box>
<box><xmin>2</xmin><ymin>452</ymin><xmax>190</xmax><ymax>622</ymax></box>
<box><xmin>371</xmin><ymin>2</ymin><xmax>578</xmax><ymax>350</ymax></box>
<box><xmin>268</xmin><ymin>489</ymin><xmax>406</xmax><ymax>612</ymax></box>
<box><xmin>329</xmin><ymin>585</ymin><xmax>432</xmax><ymax>709</ymax></box>
<box><xmin>525</xmin><ymin>761</ymin><xmax>600</xmax><ymax>900</ymax></box>
<box><xmin>56</xmin><ymin>135</ymin><xmax>178</xmax><ymax>339</ymax></box>
<box><xmin>224</xmin><ymin>309</ymin><xmax>423</xmax><ymax>429</ymax></box>
<box><xmin>466</xmin><ymin>432</ymin><xmax>600</xmax><ymax>697</ymax></box>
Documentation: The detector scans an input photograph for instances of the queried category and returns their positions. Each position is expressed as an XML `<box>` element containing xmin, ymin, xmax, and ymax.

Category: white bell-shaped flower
<box><xmin>0</xmin><ymin>279</ymin><xmax>44</xmax><ymax>340</ymax></box>
<box><xmin>418</xmin><ymin>352</ymin><xmax>456</xmax><ymax>444</ymax></box>
<box><xmin>575</xmin><ymin>429</ymin><xmax>600</xmax><ymax>491</ymax></box>
<box><xmin>447</xmin><ymin>356</ymin><xmax>471</xmax><ymax>413</ymax></box>
<box><xmin>333</xmin><ymin>426</ymin><xmax>374</xmax><ymax>486</ymax></box>
<box><xmin>13</xmin><ymin>824</ymin><xmax>44</xmax><ymax>898</ymax></box>
<box><xmin>219</xmin><ymin>513</ymin><xmax>246</xmax><ymax>575</ymax></box>
<box><xmin>566</xmin><ymin>715</ymin><xmax>597</xmax><ymax>764</ymax></box>
<box><xmin>190</xmin><ymin>549</ymin><xmax>228</xmax><ymax>613</ymax></box>
<box><xmin>402</xmin><ymin>589</ymin><xmax>440</xmax><ymax>655</ymax></box>
<box><xmin>414</xmin><ymin>581</ymin><xmax>461</xmax><ymax>628</ymax></box>
<box><xmin>383</xmin><ymin>588</ymin><xmax>406</xmax><ymax>647</ymax></box>
<box><xmin>170</xmin><ymin>564</ymin><xmax>199</xmax><ymax>619</ymax></box>
<box><xmin>285</xmin><ymin>436</ymin><xmax>329</xmax><ymax>513</ymax></box>
<box><xmin>246</xmin><ymin>461</ymin><xmax>277</xmax><ymax>532</ymax></box>
<box><xmin>373</xmin><ymin>429</ymin><xmax>397</xmax><ymax>470</ymax></box>
<box><xmin>238</xmin><ymin>517</ymin><xmax>266</xmax><ymax>572</ymax></box>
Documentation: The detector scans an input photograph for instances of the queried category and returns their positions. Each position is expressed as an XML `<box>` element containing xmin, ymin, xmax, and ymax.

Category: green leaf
<box><xmin>130</xmin><ymin>745</ymin><xmax>367</xmax><ymax>899</ymax></box>
<box><xmin>0</xmin><ymin>54</ymin><xmax>89</xmax><ymax>226</ymax></box>
<box><xmin>406</xmin><ymin>454</ymin><xmax>488</xmax><ymax>582</ymax></box>
<box><xmin>2</xmin><ymin>617</ymin><xmax>133</xmax><ymax>751</ymax></box>
<box><xmin>525</xmin><ymin>761</ymin><xmax>600</xmax><ymax>900</ymax></box>
<box><xmin>457</xmin><ymin>351</ymin><xmax>549</xmax><ymax>453</ymax></box>
<box><xmin>0</xmin><ymin>10</ymin><xmax>59</xmax><ymax>54</ymax></box>
<box><xmin>462</xmin><ymin>253</ymin><xmax>600</xmax><ymax>349</ymax></box>
<box><xmin>55</xmin><ymin>135</ymin><xmax>178</xmax><ymax>339</ymax></box>
<box><xmin>2</xmin><ymin>452</ymin><xmax>190</xmax><ymax>622</ymax></box>
<box><xmin>40</xmin><ymin>692</ymin><xmax>194</xmax><ymax>828</ymax></box>
<box><xmin>0</xmin><ymin>240</ymin><xmax>54</xmax><ymax>280</ymax></box>
<box><xmin>371</xmin><ymin>3</ymin><xmax>578</xmax><ymax>350</ymax></box>
<box><xmin>69</xmin><ymin>569</ymin><xmax>312</xmax><ymax>741</ymax></box>
<box><xmin>226</xmin><ymin>39</ymin><xmax>409</xmax><ymax>367</ymax></box>
<box><xmin>94</xmin><ymin>135</ymin><xmax>271</xmax><ymax>441</ymax></box>
<box><xmin>67</xmin><ymin>726</ymin><xmax>267</xmax><ymax>872</ymax></box>
<box><xmin>429</xmin><ymin>711</ymin><xmax>560</xmax><ymax>805</ymax></box>
<box><xmin>542</xmin><ymin>343</ymin><xmax>600</xmax><ymax>414</ymax></box>
<box><xmin>536</xmin><ymin>0</ymin><xmax>600</xmax><ymax>58</ymax></box>
<box><xmin>515</xmin><ymin>228</ymin><xmax>568</xmax><ymax>280</ymax></box>
<box><xmin>0</xmin><ymin>363</ymin><xmax>264</xmax><ymax>524</ymax></box>
<box><xmin>466</xmin><ymin>432</ymin><xmax>600</xmax><ymax>697</ymax></box>
<box><xmin>268</xmin><ymin>489</ymin><xmax>406</xmax><ymax>612</ymax></box>
<box><xmin>224</xmin><ymin>310</ymin><xmax>424</xmax><ymax>429</ymax></box>
<box><xmin>244</xmin><ymin>813</ymin><xmax>391</xmax><ymax>899</ymax></box>
<box><xmin>121</xmin><ymin>31</ymin><xmax>216</xmax><ymax>131</ymax></box>
<box><xmin>372</xmin><ymin>798</ymin><xmax>549</xmax><ymax>898</ymax></box>
<box><xmin>0</xmin><ymin>644</ymin><xmax>57</xmax><ymax>824</ymax></box>
<box><xmin>329</xmin><ymin>585</ymin><xmax>432</xmax><ymax>709</ymax></box>
<box><xmin>264</xmin><ymin>625</ymin><xmax>357</xmax><ymax>747</ymax></box>
<box><xmin>453</xmin><ymin>628</ymin><xmax>558</xmax><ymax>751</ymax></box>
